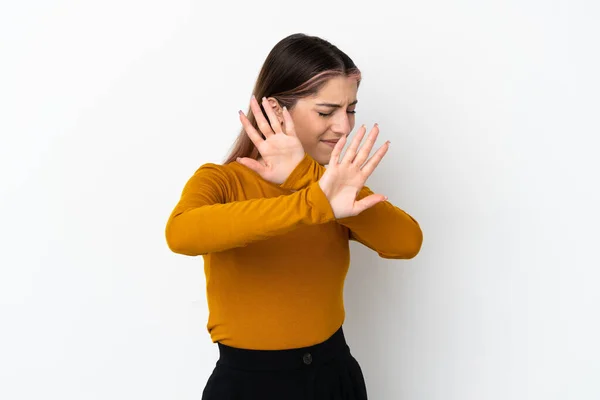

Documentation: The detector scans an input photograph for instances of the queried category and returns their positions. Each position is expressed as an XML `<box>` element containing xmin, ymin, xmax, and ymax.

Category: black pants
<box><xmin>201</xmin><ymin>326</ymin><xmax>368</xmax><ymax>400</ymax></box>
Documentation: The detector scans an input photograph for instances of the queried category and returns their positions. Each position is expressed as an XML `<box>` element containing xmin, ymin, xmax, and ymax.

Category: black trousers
<box><xmin>201</xmin><ymin>326</ymin><xmax>368</xmax><ymax>400</ymax></box>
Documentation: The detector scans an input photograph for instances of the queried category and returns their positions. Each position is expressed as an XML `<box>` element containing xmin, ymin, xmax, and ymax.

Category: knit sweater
<box><xmin>165</xmin><ymin>153</ymin><xmax>423</xmax><ymax>350</ymax></box>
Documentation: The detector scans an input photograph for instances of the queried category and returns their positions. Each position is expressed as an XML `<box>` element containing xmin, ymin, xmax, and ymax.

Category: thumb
<box><xmin>236</xmin><ymin>157</ymin><xmax>266</xmax><ymax>174</ymax></box>
<box><xmin>353</xmin><ymin>194</ymin><xmax>387</xmax><ymax>215</ymax></box>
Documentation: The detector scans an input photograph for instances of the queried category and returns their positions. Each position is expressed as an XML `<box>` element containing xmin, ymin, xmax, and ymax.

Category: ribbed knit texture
<box><xmin>166</xmin><ymin>153</ymin><xmax>423</xmax><ymax>349</ymax></box>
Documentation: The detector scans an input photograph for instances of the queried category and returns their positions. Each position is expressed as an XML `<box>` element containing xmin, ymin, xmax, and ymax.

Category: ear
<box><xmin>266</xmin><ymin>97</ymin><xmax>284</xmax><ymax>124</ymax></box>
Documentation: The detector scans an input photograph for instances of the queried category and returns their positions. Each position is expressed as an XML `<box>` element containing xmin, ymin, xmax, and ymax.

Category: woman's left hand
<box><xmin>237</xmin><ymin>96</ymin><xmax>306</xmax><ymax>185</ymax></box>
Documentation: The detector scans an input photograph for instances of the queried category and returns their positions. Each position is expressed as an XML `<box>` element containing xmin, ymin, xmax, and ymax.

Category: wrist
<box><xmin>318</xmin><ymin>179</ymin><xmax>332</xmax><ymax>201</ymax></box>
<box><xmin>280</xmin><ymin>152</ymin><xmax>327</xmax><ymax>191</ymax></box>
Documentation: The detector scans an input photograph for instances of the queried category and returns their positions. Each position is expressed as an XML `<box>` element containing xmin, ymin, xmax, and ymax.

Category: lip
<box><xmin>320</xmin><ymin>140</ymin><xmax>339</xmax><ymax>148</ymax></box>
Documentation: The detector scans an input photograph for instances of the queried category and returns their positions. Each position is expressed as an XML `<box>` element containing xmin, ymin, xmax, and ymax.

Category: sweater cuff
<box><xmin>306</xmin><ymin>181</ymin><xmax>336</xmax><ymax>223</ymax></box>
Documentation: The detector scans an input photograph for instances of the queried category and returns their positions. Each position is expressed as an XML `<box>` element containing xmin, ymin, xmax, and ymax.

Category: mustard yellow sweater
<box><xmin>165</xmin><ymin>153</ymin><xmax>423</xmax><ymax>350</ymax></box>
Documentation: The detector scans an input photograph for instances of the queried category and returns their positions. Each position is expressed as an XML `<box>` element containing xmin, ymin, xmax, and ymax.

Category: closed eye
<box><xmin>318</xmin><ymin>110</ymin><xmax>357</xmax><ymax>117</ymax></box>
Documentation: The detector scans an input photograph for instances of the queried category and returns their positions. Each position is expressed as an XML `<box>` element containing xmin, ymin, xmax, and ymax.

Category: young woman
<box><xmin>165</xmin><ymin>33</ymin><xmax>423</xmax><ymax>400</ymax></box>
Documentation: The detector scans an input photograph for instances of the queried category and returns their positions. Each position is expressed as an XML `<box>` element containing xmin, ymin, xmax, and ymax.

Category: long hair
<box><xmin>223</xmin><ymin>33</ymin><xmax>362</xmax><ymax>164</ymax></box>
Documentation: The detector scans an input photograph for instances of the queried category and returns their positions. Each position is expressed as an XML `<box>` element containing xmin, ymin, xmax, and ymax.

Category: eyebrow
<box><xmin>315</xmin><ymin>100</ymin><xmax>358</xmax><ymax>108</ymax></box>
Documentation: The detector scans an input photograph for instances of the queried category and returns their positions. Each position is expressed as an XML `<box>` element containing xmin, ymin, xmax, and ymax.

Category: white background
<box><xmin>1</xmin><ymin>1</ymin><xmax>599</xmax><ymax>399</ymax></box>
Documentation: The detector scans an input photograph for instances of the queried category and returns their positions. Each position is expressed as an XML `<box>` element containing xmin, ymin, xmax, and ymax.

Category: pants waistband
<box><xmin>216</xmin><ymin>326</ymin><xmax>350</xmax><ymax>371</ymax></box>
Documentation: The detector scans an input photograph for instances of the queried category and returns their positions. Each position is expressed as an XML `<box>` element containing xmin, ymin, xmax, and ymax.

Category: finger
<box><xmin>353</xmin><ymin>193</ymin><xmax>388</xmax><ymax>215</ymax></box>
<box><xmin>360</xmin><ymin>140</ymin><xmax>390</xmax><ymax>177</ymax></box>
<box><xmin>353</xmin><ymin>124</ymin><xmax>380</xmax><ymax>166</ymax></box>
<box><xmin>282</xmin><ymin>107</ymin><xmax>297</xmax><ymax>137</ymax></box>
<box><xmin>236</xmin><ymin>156</ymin><xmax>266</xmax><ymax>175</ymax></box>
<box><xmin>239</xmin><ymin>110</ymin><xmax>265</xmax><ymax>148</ymax></box>
<box><xmin>329</xmin><ymin>134</ymin><xmax>347</xmax><ymax>166</ymax></box>
<box><xmin>249</xmin><ymin>95</ymin><xmax>275</xmax><ymax>138</ymax></box>
<box><xmin>341</xmin><ymin>125</ymin><xmax>367</xmax><ymax>164</ymax></box>
<box><xmin>262</xmin><ymin>97</ymin><xmax>283</xmax><ymax>134</ymax></box>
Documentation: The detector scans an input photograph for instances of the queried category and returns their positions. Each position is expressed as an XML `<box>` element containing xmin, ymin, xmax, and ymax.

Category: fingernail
<box><xmin>238</xmin><ymin>110</ymin><xmax>243</xmax><ymax>115</ymax></box>
<box><xmin>384</xmin><ymin>196</ymin><xmax>388</xmax><ymax>201</ymax></box>
<box><xmin>375</xmin><ymin>122</ymin><xmax>379</xmax><ymax>127</ymax></box>
<box><xmin>251</xmin><ymin>94</ymin><xmax>255</xmax><ymax>101</ymax></box>
<box><xmin>262</xmin><ymin>96</ymin><xmax>267</xmax><ymax>102</ymax></box>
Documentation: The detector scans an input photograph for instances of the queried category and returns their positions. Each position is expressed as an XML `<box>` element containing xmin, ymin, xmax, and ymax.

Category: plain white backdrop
<box><xmin>1</xmin><ymin>0</ymin><xmax>599</xmax><ymax>399</ymax></box>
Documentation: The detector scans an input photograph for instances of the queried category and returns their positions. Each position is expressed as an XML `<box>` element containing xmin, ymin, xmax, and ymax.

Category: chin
<box><xmin>307</xmin><ymin>152</ymin><xmax>326</xmax><ymax>166</ymax></box>
<box><xmin>315</xmin><ymin>156</ymin><xmax>329</xmax><ymax>166</ymax></box>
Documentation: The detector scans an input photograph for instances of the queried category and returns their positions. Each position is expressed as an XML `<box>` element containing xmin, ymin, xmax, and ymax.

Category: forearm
<box><xmin>336</xmin><ymin>186</ymin><xmax>423</xmax><ymax>259</ymax></box>
<box><xmin>165</xmin><ymin>181</ymin><xmax>335</xmax><ymax>256</ymax></box>
<box><xmin>279</xmin><ymin>153</ymin><xmax>423</xmax><ymax>258</ymax></box>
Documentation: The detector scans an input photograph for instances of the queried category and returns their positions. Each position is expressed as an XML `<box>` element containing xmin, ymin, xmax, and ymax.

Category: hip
<box><xmin>201</xmin><ymin>326</ymin><xmax>368</xmax><ymax>400</ymax></box>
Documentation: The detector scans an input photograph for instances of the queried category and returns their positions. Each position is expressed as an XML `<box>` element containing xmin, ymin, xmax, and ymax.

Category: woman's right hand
<box><xmin>236</xmin><ymin>95</ymin><xmax>306</xmax><ymax>185</ymax></box>
<box><xmin>318</xmin><ymin>124</ymin><xmax>391</xmax><ymax>219</ymax></box>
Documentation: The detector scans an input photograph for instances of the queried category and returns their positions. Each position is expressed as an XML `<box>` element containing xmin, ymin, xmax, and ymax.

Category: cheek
<box><xmin>295</xmin><ymin>117</ymin><xmax>327</xmax><ymax>144</ymax></box>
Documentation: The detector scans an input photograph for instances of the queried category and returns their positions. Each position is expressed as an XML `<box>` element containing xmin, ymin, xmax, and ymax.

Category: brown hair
<box><xmin>223</xmin><ymin>33</ymin><xmax>362</xmax><ymax>164</ymax></box>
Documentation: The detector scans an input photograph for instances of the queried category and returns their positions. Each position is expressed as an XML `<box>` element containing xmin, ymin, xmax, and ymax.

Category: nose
<box><xmin>331</xmin><ymin>113</ymin><xmax>353</xmax><ymax>137</ymax></box>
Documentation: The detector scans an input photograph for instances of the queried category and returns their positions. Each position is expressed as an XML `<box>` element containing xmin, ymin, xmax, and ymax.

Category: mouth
<box><xmin>320</xmin><ymin>139</ymin><xmax>339</xmax><ymax>148</ymax></box>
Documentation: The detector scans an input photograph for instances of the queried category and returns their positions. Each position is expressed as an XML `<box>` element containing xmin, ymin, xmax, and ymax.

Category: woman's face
<box><xmin>269</xmin><ymin>76</ymin><xmax>359</xmax><ymax>165</ymax></box>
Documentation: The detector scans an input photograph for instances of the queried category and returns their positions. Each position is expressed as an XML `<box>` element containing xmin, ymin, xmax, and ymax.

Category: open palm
<box><xmin>237</xmin><ymin>96</ymin><xmax>305</xmax><ymax>184</ymax></box>
<box><xmin>318</xmin><ymin>124</ymin><xmax>390</xmax><ymax>219</ymax></box>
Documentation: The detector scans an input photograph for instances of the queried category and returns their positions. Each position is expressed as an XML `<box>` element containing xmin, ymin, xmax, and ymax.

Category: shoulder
<box><xmin>191</xmin><ymin>161</ymin><xmax>231</xmax><ymax>178</ymax></box>
<box><xmin>186</xmin><ymin>160</ymin><xmax>256</xmax><ymax>191</ymax></box>
<box><xmin>173</xmin><ymin>162</ymin><xmax>234</xmax><ymax>204</ymax></box>
<box><xmin>184</xmin><ymin>161</ymin><xmax>230</xmax><ymax>189</ymax></box>
<box><xmin>191</xmin><ymin>161</ymin><xmax>249</xmax><ymax>182</ymax></box>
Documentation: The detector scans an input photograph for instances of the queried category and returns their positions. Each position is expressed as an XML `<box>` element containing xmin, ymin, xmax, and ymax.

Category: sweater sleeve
<box><xmin>336</xmin><ymin>186</ymin><xmax>423</xmax><ymax>259</ymax></box>
<box><xmin>279</xmin><ymin>154</ymin><xmax>423</xmax><ymax>259</ymax></box>
<box><xmin>165</xmin><ymin>163</ymin><xmax>336</xmax><ymax>256</ymax></box>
